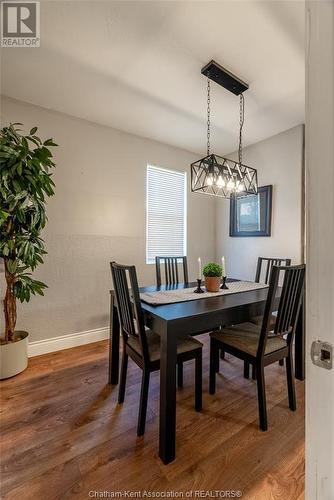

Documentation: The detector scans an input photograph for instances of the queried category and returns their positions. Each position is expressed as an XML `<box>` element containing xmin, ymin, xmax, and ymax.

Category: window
<box><xmin>146</xmin><ymin>165</ymin><xmax>187</xmax><ymax>264</ymax></box>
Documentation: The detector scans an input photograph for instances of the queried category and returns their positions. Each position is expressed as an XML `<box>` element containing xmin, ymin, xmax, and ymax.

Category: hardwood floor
<box><xmin>0</xmin><ymin>336</ymin><xmax>305</xmax><ymax>499</ymax></box>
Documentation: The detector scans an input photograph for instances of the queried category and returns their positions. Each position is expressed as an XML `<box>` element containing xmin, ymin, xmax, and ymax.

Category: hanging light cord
<box><xmin>206</xmin><ymin>78</ymin><xmax>244</xmax><ymax>165</ymax></box>
<box><xmin>207</xmin><ymin>77</ymin><xmax>211</xmax><ymax>156</ymax></box>
<box><xmin>238</xmin><ymin>93</ymin><xmax>245</xmax><ymax>166</ymax></box>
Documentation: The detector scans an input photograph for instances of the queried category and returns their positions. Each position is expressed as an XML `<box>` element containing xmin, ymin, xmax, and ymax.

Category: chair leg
<box><xmin>195</xmin><ymin>352</ymin><xmax>202</xmax><ymax>411</ymax></box>
<box><xmin>214</xmin><ymin>344</ymin><xmax>220</xmax><ymax>373</ymax></box>
<box><xmin>279</xmin><ymin>359</ymin><xmax>284</xmax><ymax>366</ymax></box>
<box><xmin>137</xmin><ymin>370</ymin><xmax>150</xmax><ymax>436</ymax></box>
<box><xmin>215</xmin><ymin>356</ymin><xmax>220</xmax><ymax>373</ymax></box>
<box><xmin>118</xmin><ymin>351</ymin><xmax>128</xmax><ymax>404</ymax></box>
<box><xmin>286</xmin><ymin>354</ymin><xmax>296</xmax><ymax>411</ymax></box>
<box><xmin>177</xmin><ymin>361</ymin><xmax>183</xmax><ymax>389</ymax></box>
<box><xmin>209</xmin><ymin>337</ymin><xmax>219</xmax><ymax>394</ymax></box>
<box><xmin>244</xmin><ymin>361</ymin><xmax>250</xmax><ymax>379</ymax></box>
<box><xmin>252</xmin><ymin>364</ymin><xmax>256</xmax><ymax>380</ymax></box>
<box><xmin>256</xmin><ymin>364</ymin><xmax>268</xmax><ymax>431</ymax></box>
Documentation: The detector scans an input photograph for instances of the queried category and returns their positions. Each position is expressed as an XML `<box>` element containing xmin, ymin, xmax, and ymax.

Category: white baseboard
<box><xmin>28</xmin><ymin>326</ymin><xmax>109</xmax><ymax>357</ymax></box>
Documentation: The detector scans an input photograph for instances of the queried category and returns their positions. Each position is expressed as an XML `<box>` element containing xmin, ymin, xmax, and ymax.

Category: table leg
<box><xmin>295</xmin><ymin>298</ymin><xmax>305</xmax><ymax>381</ymax></box>
<box><xmin>159</xmin><ymin>324</ymin><xmax>177</xmax><ymax>464</ymax></box>
<box><xmin>108</xmin><ymin>293</ymin><xmax>120</xmax><ymax>385</ymax></box>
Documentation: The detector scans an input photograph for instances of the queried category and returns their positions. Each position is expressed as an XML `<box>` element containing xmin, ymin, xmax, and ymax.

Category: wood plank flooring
<box><xmin>0</xmin><ymin>336</ymin><xmax>305</xmax><ymax>499</ymax></box>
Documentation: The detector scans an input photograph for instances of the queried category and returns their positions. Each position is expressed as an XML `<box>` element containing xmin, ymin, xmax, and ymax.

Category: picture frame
<box><xmin>229</xmin><ymin>185</ymin><xmax>273</xmax><ymax>237</ymax></box>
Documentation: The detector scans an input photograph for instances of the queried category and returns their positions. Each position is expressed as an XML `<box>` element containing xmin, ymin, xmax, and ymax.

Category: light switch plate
<box><xmin>311</xmin><ymin>340</ymin><xmax>333</xmax><ymax>370</ymax></box>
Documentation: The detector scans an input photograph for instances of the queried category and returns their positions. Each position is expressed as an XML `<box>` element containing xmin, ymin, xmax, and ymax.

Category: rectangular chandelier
<box><xmin>191</xmin><ymin>153</ymin><xmax>258</xmax><ymax>199</ymax></box>
<box><xmin>191</xmin><ymin>60</ymin><xmax>259</xmax><ymax>199</ymax></box>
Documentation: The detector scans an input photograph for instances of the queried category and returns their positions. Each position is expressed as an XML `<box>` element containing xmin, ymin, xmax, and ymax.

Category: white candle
<box><xmin>198</xmin><ymin>257</ymin><xmax>202</xmax><ymax>279</ymax></box>
<box><xmin>221</xmin><ymin>256</ymin><xmax>226</xmax><ymax>277</ymax></box>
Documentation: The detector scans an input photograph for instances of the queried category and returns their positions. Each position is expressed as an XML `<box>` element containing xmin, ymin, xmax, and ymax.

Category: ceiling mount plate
<box><xmin>201</xmin><ymin>60</ymin><xmax>249</xmax><ymax>96</ymax></box>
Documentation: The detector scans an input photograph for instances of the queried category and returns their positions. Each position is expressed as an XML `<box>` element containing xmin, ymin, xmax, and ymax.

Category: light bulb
<box><xmin>227</xmin><ymin>179</ymin><xmax>235</xmax><ymax>191</ymax></box>
<box><xmin>207</xmin><ymin>176</ymin><xmax>214</xmax><ymax>186</ymax></box>
<box><xmin>216</xmin><ymin>175</ymin><xmax>225</xmax><ymax>188</ymax></box>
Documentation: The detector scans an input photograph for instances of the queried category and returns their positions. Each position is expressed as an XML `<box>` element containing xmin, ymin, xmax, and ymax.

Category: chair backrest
<box><xmin>257</xmin><ymin>264</ymin><xmax>305</xmax><ymax>358</ymax></box>
<box><xmin>110</xmin><ymin>262</ymin><xmax>149</xmax><ymax>363</ymax></box>
<box><xmin>255</xmin><ymin>257</ymin><xmax>292</xmax><ymax>284</ymax></box>
<box><xmin>155</xmin><ymin>256</ymin><xmax>188</xmax><ymax>287</ymax></box>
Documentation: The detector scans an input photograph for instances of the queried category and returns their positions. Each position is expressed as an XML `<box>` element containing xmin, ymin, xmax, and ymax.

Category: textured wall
<box><xmin>215</xmin><ymin>125</ymin><xmax>304</xmax><ymax>280</ymax></box>
<box><xmin>0</xmin><ymin>97</ymin><xmax>216</xmax><ymax>341</ymax></box>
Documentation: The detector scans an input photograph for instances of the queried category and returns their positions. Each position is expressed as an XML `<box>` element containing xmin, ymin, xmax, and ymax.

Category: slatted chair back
<box><xmin>257</xmin><ymin>264</ymin><xmax>305</xmax><ymax>358</ymax></box>
<box><xmin>155</xmin><ymin>256</ymin><xmax>189</xmax><ymax>287</ymax></box>
<box><xmin>255</xmin><ymin>257</ymin><xmax>292</xmax><ymax>285</ymax></box>
<box><xmin>110</xmin><ymin>262</ymin><xmax>149</xmax><ymax>363</ymax></box>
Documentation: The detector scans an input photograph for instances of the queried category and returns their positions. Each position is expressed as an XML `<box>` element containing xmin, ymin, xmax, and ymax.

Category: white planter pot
<box><xmin>0</xmin><ymin>331</ymin><xmax>28</xmax><ymax>379</ymax></box>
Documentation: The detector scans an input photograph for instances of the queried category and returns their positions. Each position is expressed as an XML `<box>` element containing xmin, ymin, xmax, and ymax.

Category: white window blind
<box><xmin>146</xmin><ymin>165</ymin><xmax>187</xmax><ymax>264</ymax></box>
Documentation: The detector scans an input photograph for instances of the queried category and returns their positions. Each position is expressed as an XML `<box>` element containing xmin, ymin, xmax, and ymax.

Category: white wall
<box><xmin>216</xmin><ymin>125</ymin><xmax>304</xmax><ymax>280</ymax></box>
<box><xmin>0</xmin><ymin>97</ymin><xmax>215</xmax><ymax>342</ymax></box>
<box><xmin>305</xmin><ymin>1</ymin><xmax>334</xmax><ymax>499</ymax></box>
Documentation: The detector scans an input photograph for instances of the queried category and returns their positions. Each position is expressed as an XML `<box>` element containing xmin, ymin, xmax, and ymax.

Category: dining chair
<box><xmin>110</xmin><ymin>261</ymin><xmax>202</xmax><ymax>436</ymax></box>
<box><xmin>248</xmin><ymin>256</ymin><xmax>292</xmax><ymax>374</ymax></box>
<box><xmin>222</xmin><ymin>256</ymin><xmax>292</xmax><ymax>371</ymax></box>
<box><xmin>155</xmin><ymin>256</ymin><xmax>189</xmax><ymax>388</ymax></box>
<box><xmin>155</xmin><ymin>256</ymin><xmax>188</xmax><ymax>287</ymax></box>
<box><xmin>255</xmin><ymin>256</ymin><xmax>292</xmax><ymax>284</ymax></box>
<box><xmin>209</xmin><ymin>264</ymin><xmax>305</xmax><ymax>431</ymax></box>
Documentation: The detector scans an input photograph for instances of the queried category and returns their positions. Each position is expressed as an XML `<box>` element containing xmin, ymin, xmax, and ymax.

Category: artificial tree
<box><xmin>0</xmin><ymin>123</ymin><xmax>57</xmax><ymax>343</ymax></box>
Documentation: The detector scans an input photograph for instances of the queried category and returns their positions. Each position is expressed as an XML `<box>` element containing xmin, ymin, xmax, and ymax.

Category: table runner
<box><xmin>140</xmin><ymin>281</ymin><xmax>268</xmax><ymax>306</ymax></box>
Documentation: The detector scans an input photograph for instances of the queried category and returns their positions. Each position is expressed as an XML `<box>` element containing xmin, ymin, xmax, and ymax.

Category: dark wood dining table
<box><xmin>108</xmin><ymin>280</ymin><xmax>305</xmax><ymax>464</ymax></box>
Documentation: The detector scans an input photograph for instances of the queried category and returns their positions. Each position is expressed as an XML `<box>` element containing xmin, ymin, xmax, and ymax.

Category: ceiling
<box><xmin>1</xmin><ymin>0</ymin><xmax>305</xmax><ymax>155</ymax></box>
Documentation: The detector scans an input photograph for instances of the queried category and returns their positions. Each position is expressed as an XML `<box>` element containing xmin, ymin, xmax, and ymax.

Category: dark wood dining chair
<box><xmin>222</xmin><ymin>256</ymin><xmax>292</xmax><ymax>370</ymax></box>
<box><xmin>155</xmin><ymin>256</ymin><xmax>189</xmax><ymax>388</ymax></box>
<box><xmin>209</xmin><ymin>264</ymin><xmax>305</xmax><ymax>431</ymax></box>
<box><xmin>248</xmin><ymin>257</ymin><xmax>292</xmax><ymax>374</ymax></box>
<box><xmin>255</xmin><ymin>256</ymin><xmax>292</xmax><ymax>284</ymax></box>
<box><xmin>110</xmin><ymin>261</ymin><xmax>202</xmax><ymax>436</ymax></box>
<box><xmin>155</xmin><ymin>256</ymin><xmax>188</xmax><ymax>287</ymax></box>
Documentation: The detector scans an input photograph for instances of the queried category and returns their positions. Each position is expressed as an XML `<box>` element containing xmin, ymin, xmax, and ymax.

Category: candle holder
<box><xmin>220</xmin><ymin>276</ymin><xmax>229</xmax><ymax>290</ymax></box>
<box><xmin>194</xmin><ymin>278</ymin><xmax>205</xmax><ymax>293</ymax></box>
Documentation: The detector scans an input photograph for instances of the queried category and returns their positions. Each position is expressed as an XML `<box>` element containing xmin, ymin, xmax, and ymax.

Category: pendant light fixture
<box><xmin>191</xmin><ymin>60</ymin><xmax>258</xmax><ymax>199</ymax></box>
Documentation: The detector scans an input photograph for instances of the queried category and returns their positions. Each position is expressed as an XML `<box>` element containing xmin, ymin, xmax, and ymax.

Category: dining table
<box><xmin>108</xmin><ymin>279</ymin><xmax>305</xmax><ymax>464</ymax></box>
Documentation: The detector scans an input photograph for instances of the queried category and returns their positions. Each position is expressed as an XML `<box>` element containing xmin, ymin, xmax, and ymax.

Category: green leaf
<box><xmin>12</xmin><ymin>179</ymin><xmax>21</xmax><ymax>193</ymax></box>
<box><xmin>6</xmin><ymin>260</ymin><xmax>17</xmax><ymax>273</ymax></box>
<box><xmin>43</xmin><ymin>139</ymin><xmax>58</xmax><ymax>147</ymax></box>
<box><xmin>26</xmin><ymin>136</ymin><xmax>40</xmax><ymax>147</ymax></box>
<box><xmin>0</xmin><ymin>209</ymin><xmax>10</xmax><ymax>223</ymax></box>
<box><xmin>7</xmin><ymin>240</ymin><xmax>15</xmax><ymax>251</ymax></box>
<box><xmin>17</xmin><ymin>161</ymin><xmax>23</xmax><ymax>175</ymax></box>
<box><xmin>1</xmin><ymin>144</ymin><xmax>18</xmax><ymax>155</ymax></box>
<box><xmin>29</xmin><ymin>127</ymin><xmax>38</xmax><ymax>135</ymax></box>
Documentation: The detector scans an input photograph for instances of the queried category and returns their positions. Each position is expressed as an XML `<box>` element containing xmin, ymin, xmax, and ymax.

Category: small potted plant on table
<box><xmin>0</xmin><ymin>123</ymin><xmax>57</xmax><ymax>379</ymax></box>
<box><xmin>203</xmin><ymin>262</ymin><xmax>222</xmax><ymax>292</ymax></box>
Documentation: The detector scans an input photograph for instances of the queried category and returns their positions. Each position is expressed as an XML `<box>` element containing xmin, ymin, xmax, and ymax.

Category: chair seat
<box><xmin>210</xmin><ymin>322</ymin><xmax>287</xmax><ymax>357</ymax></box>
<box><xmin>127</xmin><ymin>330</ymin><xmax>202</xmax><ymax>362</ymax></box>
